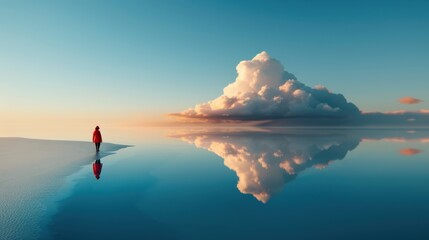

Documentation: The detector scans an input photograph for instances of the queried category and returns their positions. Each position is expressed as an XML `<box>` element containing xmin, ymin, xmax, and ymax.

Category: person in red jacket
<box><xmin>93</xmin><ymin>159</ymin><xmax>102</xmax><ymax>180</ymax></box>
<box><xmin>92</xmin><ymin>126</ymin><xmax>102</xmax><ymax>152</ymax></box>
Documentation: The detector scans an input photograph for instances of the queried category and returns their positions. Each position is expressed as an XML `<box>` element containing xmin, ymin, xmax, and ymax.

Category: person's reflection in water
<box><xmin>93</xmin><ymin>159</ymin><xmax>103</xmax><ymax>180</ymax></box>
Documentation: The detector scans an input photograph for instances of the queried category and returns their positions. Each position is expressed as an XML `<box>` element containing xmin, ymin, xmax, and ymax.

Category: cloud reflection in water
<box><xmin>173</xmin><ymin>129</ymin><xmax>360</xmax><ymax>202</ymax></box>
<box><xmin>400</xmin><ymin>148</ymin><xmax>422</xmax><ymax>156</ymax></box>
<box><xmin>172</xmin><ymin>129</ymin><xmax>429</xmax><ymax>203</ymax></box>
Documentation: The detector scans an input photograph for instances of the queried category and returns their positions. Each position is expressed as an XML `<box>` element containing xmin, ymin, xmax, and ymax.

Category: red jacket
<box><xmin>93</xmin><ymin>130</ymin><xmax>102</xmax><ymax>143</ymax></box>
<box><xmin>93</xmin><ymin>162</ymin><xmax>103</xmax><ymax>179</ymax></box>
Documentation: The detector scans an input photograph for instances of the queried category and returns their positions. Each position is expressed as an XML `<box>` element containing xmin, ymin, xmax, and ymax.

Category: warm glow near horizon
<box><xmin>1</xmin><ymin>0</ymin><xmax>429</xmax><ymax>136</ymax></box>
<box><xmin>0</xmin><ymin>111</ymin><xmax>171</xmax><ymax>141</ymax></box>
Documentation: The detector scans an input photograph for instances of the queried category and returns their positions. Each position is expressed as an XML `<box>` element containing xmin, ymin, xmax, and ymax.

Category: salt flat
<box><xmin>0</xmin><ymin>138</ymin><xmax>127</xmax><ymax>240</ymax></box>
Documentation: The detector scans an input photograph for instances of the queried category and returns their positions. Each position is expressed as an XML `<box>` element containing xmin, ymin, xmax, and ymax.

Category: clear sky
<box><xmin>1</xmin><ymin>0</ymin><xmax>429</xmax><ymax>130</ymax></box>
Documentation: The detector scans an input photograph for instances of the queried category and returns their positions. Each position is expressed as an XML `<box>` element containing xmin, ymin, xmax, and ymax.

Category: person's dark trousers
<box><xmin>95</xmin><ymin>143</ymin><xmax>100</xmax><ymax>152</ymax></box>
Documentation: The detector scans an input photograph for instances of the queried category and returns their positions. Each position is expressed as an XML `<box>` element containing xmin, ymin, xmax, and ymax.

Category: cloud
<box><xmin>172</xmin><ymin>51</ymin><xmax>360</xmax><ymax>121</ymax></box>
<box><xmin>399</xmin><ymin>148</ymin><xmax>422</xmax><ymax>156</ymax></box>
<box><xmin>170</xmin><ymin>51</ymin><xmax>429</xmax><ymax>126</ymax></box>
<box><xmin>399</xmin><ymin>97</ymin><xmax>422</xmax><ymax>105</ymax></box>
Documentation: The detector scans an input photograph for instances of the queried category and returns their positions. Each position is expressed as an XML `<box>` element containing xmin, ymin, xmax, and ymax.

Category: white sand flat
<box><xmin>0</xmin><ymin>138</ymin><xmax>127</xmax><ymax>240</ymax></box>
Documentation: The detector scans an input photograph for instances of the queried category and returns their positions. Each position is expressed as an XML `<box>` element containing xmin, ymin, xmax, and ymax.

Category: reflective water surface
<box><xmin>2</xmin><ymin>128</ymin><xmax>429</xmax><ymax>239</ymax></box>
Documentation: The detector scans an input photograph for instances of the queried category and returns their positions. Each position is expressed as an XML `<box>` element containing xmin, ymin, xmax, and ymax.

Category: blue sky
<box><xmin>1</xmin><ymin>0</ymin><xmax>429</xmax><ymax>120</ymax></box>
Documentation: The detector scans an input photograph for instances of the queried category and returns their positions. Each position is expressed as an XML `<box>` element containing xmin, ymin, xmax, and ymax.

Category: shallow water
<box><xmin>2</xmin><ymin>128</ymin><xmax>429</xmax><ymax>239</ymax></box>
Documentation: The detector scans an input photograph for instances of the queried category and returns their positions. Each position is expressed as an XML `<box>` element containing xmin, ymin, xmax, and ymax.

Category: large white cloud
<box><xmin>173</xmin><ymin>51</ymin><xmax>360</xmax><ymax>121</ymax></box>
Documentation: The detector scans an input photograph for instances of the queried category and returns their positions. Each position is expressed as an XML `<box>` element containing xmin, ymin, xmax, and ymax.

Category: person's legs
<box><xmin>96</xmin><ymin>143</ymin><xmax>101</xmax><ymax>152</ymax></box>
